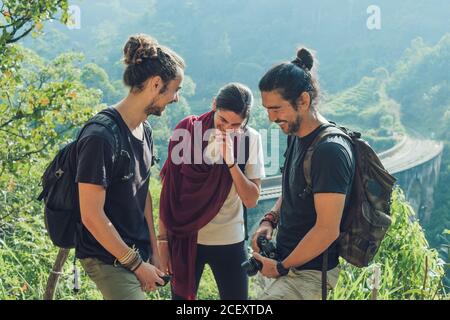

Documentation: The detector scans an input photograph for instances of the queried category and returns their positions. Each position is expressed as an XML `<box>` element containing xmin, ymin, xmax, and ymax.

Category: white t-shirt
<box><xmin>197</xmin><ymin>127</ymin><xmax>266</xmax><ymax>245</ymax></box>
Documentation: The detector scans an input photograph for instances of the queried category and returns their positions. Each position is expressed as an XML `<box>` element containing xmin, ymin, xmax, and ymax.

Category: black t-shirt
<box><xmin>276</xmin><ymin>124</ymin><xmax>355</xmax><ymax>271</ymax></box>
<box><xmin>75</xmin><ymin>108</ymin><xmax>154</xmax><ymax>264</ymax></box>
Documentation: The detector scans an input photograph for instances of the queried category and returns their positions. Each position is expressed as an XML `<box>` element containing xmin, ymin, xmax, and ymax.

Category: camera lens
<box><xmin>241</xmin><ymin>258</ymin><xmax>262</xmax><ymax>277</ymax></box>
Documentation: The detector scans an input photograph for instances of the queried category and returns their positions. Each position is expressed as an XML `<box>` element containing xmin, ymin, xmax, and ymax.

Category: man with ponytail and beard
<box><xmin>75</xmin><ymin>34</ymin><xmax>184</xmax><ymax>300</ymax></box>
<box><xmin>251</xmin><ymin>48</ymin><xmax>355</xmax><ymax>300</ymax></box>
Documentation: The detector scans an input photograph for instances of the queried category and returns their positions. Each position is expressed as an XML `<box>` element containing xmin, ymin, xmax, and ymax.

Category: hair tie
<box><xmin>292</xmin><ymin>57</ymin><xmax>309</xmax><ymax>72</ymax></box>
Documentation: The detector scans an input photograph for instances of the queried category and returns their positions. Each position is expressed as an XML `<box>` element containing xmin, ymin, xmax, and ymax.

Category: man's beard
<box><xmin>145</xmin><ymin>84</ymin><xmax>171</xmax><ymax>117</ymax></box>
<box><xmin>144</xmin><ymin>100</ymin><xmax>163</xmax><ymax>116</ymax></box>
<box><xmin>286</xmin><ymin>114</ymin><xmax>302</xmax><ymax>135</ymax></box>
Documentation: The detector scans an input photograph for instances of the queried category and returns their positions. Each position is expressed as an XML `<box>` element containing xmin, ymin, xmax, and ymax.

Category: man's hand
<box><xmin>157</xmin><ymin>240</ymin><xmax>172</xmax><ymax>275</ymax></box>
<box><xmin>252</xmin><ymin>252</ymin><xmax>280</xmax><ymax>279</ymax></box>
<box><xmin>134</xmin><ymin>262</ymin><xmax>165</xmax><ymax>292</ymax></box>
<box><xmin>251</xmin><ymin>221</ymin><xmax>273</xmax><ymax>253</ymax></box>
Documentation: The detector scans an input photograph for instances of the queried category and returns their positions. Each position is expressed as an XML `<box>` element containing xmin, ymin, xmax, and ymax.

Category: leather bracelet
<box><xmin>126</xmin><ymin>253</ymin><xmax>143</xmax><ymax>272</ymax></box>
<box><xmin>269</xmin><ymin>210</ymin><xmax>280</xmax><ymax>221</ymax></box>
<box><xmin>228</xmin><ymin>162</ymin><xmax>236</xmax><ymax>169</ymax></box>
<box><xmin>157</xmin><ymin>234</ymin><xmax>168</xmax><ymax>241</ymax></box>
<box><xmin>260</xmin><ymin>211</ymin><xmax>279</xmax><ymax>228</ymax></box>
<box><xmin>260</xmin><ymin>218</ymin><xmax>277</xmax><ymax>229</ymax></box>
<box><xmin>130</xmin><ymin>258</ymin><xmax>143</xmax><ymax>273</ymax></box>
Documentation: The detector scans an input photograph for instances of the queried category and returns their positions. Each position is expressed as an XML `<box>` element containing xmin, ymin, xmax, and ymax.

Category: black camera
<box><xmin>156</xmin><ymin>274</ymin><xmax>172</xmax><ymax>287</ymax></box>
<box><xmin>241</xmin><ymin>235</ymin><xmax>278</xmax><ymax>276</ymax></box>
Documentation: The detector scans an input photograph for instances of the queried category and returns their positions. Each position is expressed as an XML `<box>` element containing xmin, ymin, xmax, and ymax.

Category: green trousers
<box><xmin>80</xmin><ymin>257</ymin><xmax>146</xmax><ymax>300</ymax></box>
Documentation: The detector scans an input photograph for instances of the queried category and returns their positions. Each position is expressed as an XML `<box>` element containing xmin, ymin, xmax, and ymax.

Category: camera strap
<box><xmin>322</xmin><ymin>248</ymin><xmax>328</xmax><ymax>300</ymax></box>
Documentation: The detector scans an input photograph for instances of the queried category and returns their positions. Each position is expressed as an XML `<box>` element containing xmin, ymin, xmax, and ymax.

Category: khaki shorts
<box><xmin>258</xmin><ymin>267</ymin><xmax>340</xmax><ymax>300</ymax></box>
<box><xmin>80</xmin><ymin>257</ymin><xmax>146</xmax><ymax>300</ymax></box>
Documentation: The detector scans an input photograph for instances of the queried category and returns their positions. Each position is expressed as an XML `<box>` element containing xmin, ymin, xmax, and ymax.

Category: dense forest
<box><xmin>0</xmin><ymin>0</ymin><xmax>448</xmax><ymax>299</ymax></box>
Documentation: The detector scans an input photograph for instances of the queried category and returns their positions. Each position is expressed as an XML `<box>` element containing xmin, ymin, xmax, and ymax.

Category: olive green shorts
<box><xmin>80</xmin><ymin>257</ymin><xmax>146</xmax><ymax>300</ymax></box>
<box><xmin>258</xmin><ymin>267</ymin><xmax>340</xmax><ymax>300</ymax></box>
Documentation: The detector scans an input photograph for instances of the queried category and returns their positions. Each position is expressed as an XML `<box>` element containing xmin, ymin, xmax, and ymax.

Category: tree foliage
<box><xmin>1</xmin><ymin>0</ymin><xmax>69</xmax><ymax>52</ymax></box>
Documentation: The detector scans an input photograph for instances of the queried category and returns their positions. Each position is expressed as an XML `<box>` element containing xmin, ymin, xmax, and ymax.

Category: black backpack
<box><xmin>37</xmin><ymin>108</ymin><xmax>153</xmax><ymax>248</ymax></box>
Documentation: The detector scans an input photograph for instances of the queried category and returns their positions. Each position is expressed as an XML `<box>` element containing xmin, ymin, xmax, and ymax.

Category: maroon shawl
<box><xmin>159</xmin><ymin>110</ymin><xmax>237</xmax><ymax>299</ymax></box>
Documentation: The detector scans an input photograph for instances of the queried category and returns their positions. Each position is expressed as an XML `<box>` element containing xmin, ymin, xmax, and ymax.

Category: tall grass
<box><xmin>331</xmin><ymin>188</ymin><xmax>447</xmax><ymax>300</ymax></box>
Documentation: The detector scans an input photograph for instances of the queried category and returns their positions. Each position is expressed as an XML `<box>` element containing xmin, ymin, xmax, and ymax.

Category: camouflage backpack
<box><xmin>303</xmin><ymin>123</ymin><xmax>396</xmax><ymax>268</ymax></box>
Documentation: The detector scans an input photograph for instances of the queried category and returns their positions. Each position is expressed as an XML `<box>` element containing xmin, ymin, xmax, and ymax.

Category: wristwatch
<box><xmin>276</xmin><ymin>261</ymin><xmax>289</xmax><ymax>276</ymax></box>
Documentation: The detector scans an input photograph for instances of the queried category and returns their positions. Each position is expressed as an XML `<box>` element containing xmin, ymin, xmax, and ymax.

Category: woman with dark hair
<box><xmin>158</xmin><ymin>83</ymin><xmax>265</xmax><ymax>300</ymax></box>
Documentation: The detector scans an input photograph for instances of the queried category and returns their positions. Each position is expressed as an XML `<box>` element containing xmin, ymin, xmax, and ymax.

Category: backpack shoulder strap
<box><xmin>142</xmin><ymin>120</ymin><xmax>152</xmax><ymax>138</ymax></box>
<box><xmin>143</xmin><ymin>120</ymin><xmax>159</xmax><ymax>165</ymax></box>
<box><xmin>78</xmin><ymin>108</ymin><xmax>124</xmax><ymax>159</ymax></box>
<box><xmin>237</xmin><ymin>131</ymin><xmax>250</xmax><ymax>174</ymax></box>
<box><xmin>236</xmin><ymin>130</ymin><xmax>250</xmax><ymax>240</ymax></box>
<box><xmin>303</xmin><ymin>125</ymin><xmax>352</xmax><ymax>192</ymax></box>
<box><xmin>76</xmin><ymin>108</ymin><xmax>126</xmax><ymax>183</ymax></box>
